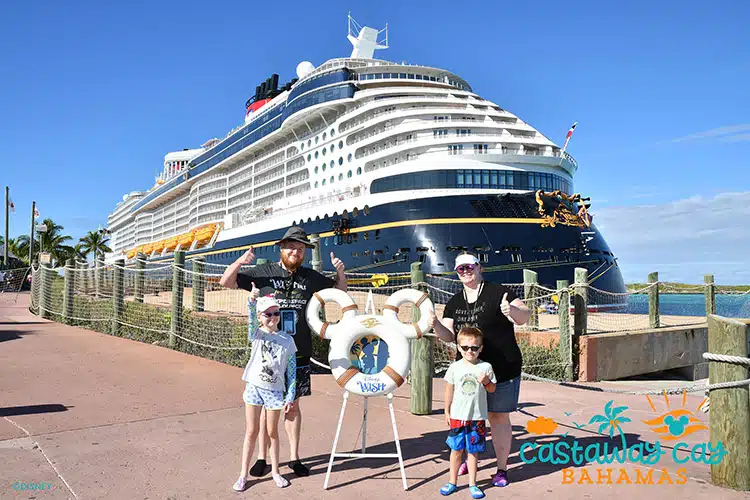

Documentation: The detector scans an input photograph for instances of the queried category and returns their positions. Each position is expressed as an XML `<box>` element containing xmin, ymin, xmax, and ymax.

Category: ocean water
<box><xmin>624</xmin><ymin>293</ymin><xmax>750</xmax><ymax>318</ymax></box>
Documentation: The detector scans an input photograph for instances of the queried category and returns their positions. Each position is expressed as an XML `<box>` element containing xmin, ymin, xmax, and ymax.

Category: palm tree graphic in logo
<box><xmin>642</xmin><ymin>390</ymin><xmax>708</xmax><ymax>440</ymax></box>
<box><xmin>588</xmin><ymin>400</ymin><xmax>631</xmax><ymax>447</ymax></box>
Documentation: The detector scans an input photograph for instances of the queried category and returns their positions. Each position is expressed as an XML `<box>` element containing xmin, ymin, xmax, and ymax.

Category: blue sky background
<box><xmin>1</xmin><ymin>1</ymin><xmax>748</xmax><ymax>283</ymax></box>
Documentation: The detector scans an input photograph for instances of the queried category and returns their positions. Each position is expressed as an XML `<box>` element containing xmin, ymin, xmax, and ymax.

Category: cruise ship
<box><xmin>106</xmin><ymin>17</ymin><xmax>626</xmax><ymax>297</ymax></box>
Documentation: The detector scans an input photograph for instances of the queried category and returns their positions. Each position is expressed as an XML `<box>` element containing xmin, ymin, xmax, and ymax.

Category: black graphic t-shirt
<box><xmin>442</xmin><ymin>282</ymin><xmax>522</xmax><ymax>383</ymax></box>
<box><xmin>237</xmin><ymin>263</ymin><xmax>335</xmax><ymax>360</ymax></box>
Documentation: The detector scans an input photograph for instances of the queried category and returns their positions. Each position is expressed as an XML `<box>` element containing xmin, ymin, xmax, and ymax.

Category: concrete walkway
<box><xmin>1</xmin><ymin>294</ymin><xmax>747</xmax><ymax>499</ymax></box>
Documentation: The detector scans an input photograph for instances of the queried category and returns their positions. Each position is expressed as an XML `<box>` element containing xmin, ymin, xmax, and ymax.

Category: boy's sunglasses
<box><xmin>456</xmin><ymin>264</ymin><xmax>477</xmax><ymax>274</ymax></box>
<box><xmin>460</xmin><ymin>345</ymin><xmax>481</xmax><ymax>352</ymax></box>
<box><xmin>262</xmin><ymin>311</ymin><xmax>281</xmax><ymax>317</ymax></box>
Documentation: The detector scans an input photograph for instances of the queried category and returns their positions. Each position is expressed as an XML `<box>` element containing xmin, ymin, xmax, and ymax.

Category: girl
<box><xmin>233</xmin><ymin>283</ymin><xmax>297</xmax><ymax>491</ymax></box>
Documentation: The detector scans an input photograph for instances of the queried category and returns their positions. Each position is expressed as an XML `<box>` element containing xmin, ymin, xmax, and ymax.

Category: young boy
<box><xmin>441</xmin><ymin>327</ymin><xmax>496</xmax><ymax>499</ymax></box>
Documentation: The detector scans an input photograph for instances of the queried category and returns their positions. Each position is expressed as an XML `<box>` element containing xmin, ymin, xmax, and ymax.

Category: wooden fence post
<box><xmin>410</xmin><ymin>261</ymin><xmax>433</xmax><ymax>415</ymax></box>
<box><xmin>63</xmin><ymin>258</ymin><xmax>75</xmax><ymax>325</ymax></box>
<box><xmin>523</xmin><ymin>269</ymin><xmax>539</xmax><ymax>330</ymax></box>
<box><xmin>648</xmin><ymin>272</ymin><xmax>660</xmax><ymax>328</ymax></box>
<box><xmin>193</xmin><ymin>257</ymin><xmax>205</xmax><ymax>312</ymax></box>
<box><xmin>705</xmin><ymin>274</ymin><xmax>716</xmax><ymax>316</ymax></box>
<box><xmin>572</xmin><ymin>268</ymin><xmax>588</xmax><ymax>379</ymax></box>
<box><xmin>170</xmin><ymin>251</ymin><xmax>185</xmax><ymax>349</ymax></box>
<box><xmin>707</xmin><ymin>315</ymin><xmax>750</xmax><ymax>490</ymax></box>
<box><xmin>112</xmin><ymin>259</ymin><xmax>124</xmax><ymax>335</ymax></box>
<box><xmin>134</xmin><ymin>254</ymin><xmax>145</xmax><ymax>303</ymax></box>
<box><xmin>557</xmin><ymin>279</ymin><xmax>572</xmax><ymax>381</ymax></box>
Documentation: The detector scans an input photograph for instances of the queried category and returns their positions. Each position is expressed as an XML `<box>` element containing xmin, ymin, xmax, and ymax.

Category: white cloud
<box><xmin>666</xmin><ymin>124</ymin><xmax>750</xmax><ymax>144</ymax></box>
<box><xmin>593</xmin><ymin>192</ymin><xmax>750</xmax><ymax>284</ymax></box>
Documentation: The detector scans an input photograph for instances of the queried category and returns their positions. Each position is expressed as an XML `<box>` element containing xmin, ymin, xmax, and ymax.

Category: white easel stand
<box><xmin>324</xmin><ymin>391</ymin><xmax>408</xmax><ymax>490</ymax></box>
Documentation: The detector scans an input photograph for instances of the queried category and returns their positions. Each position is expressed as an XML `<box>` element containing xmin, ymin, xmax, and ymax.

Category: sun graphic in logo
<box><xmin>642</xmin><ymin>390</ymin><xmax>708</xmax><ymax>441</ymax></box>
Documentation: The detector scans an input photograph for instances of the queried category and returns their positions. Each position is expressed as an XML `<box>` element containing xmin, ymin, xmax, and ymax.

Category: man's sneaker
<box><xmin>491</xmin><ymin>470</ymin><xmax>509</xmax><ymax>487</ymax></box>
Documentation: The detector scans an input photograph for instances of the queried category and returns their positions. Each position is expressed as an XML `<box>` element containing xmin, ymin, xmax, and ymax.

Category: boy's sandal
<box><xmin>440</xmin><ymin>483</ymin><xmax>458</xmax><ymax>496</ymax></box>
<box><xmin>469</xmin><ymin>485</ymin><xmax>485</xmax><ymax>499</ymax></box>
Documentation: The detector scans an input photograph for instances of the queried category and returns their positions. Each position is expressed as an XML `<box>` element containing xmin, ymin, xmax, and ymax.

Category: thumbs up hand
<box><xmin>330</xmin><ymin>252</ymin><xmax>345</xmax><ymax>274</ymax></box>
<box><xmin>500</xmin><ymin>292</ymin><xmax>512</xmax><ymax>320</ymax></box>
<box><xmin>249</xmin><ymin>281</ymin><xmax>260</xmax><ymax>302</ymax></box>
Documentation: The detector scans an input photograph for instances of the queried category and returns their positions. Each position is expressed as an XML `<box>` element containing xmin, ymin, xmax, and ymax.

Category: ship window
<box><xmin>307</xmin><ymin>154</ymin><xmax>311</xmax><ymax>161</ymax></box>
<box><xmin>331</xmin><ymin>128</ymin><xmax>335</xmax><ymax>137</ymax></box>
<box><xmin>322</xmin><ymin>164</ymin><xmax>326</xmax><ymax>172</ymax></box>
<box><xmin>473</xmin><ymin>246</ymin><xmax>490</xmax><ymax>252</ymax></box>
<box><xmin>375</xmin><ymin>229</ymin><xmax>380</xmax><ymax>239</ymax></box>
<box><xmin>322</xmin><ymin>179</ymin><xmax>326</xmax><ymax>185</ymax></box>
<box><xmin>338</xmin><ymin>174</ymin><xmax>343</xmax><ymax>181</ymax></box>
<box><xmin>339</xmin><ymin>141</ymin><xmax>343</xmax><ymax>149</ymax></box>
<box><xmin>352</xmin><ymin>252</ymin><xmax>359</xmax><ymax>257</ymax></box>
<box><xmin>363</xmin><ymin>250</ymin><xmax>371</xmax><ymax>256</ymax></box>
<box><xmin>300</xmin><ymin>143</ymin><xmax>304</xmax><ymax>150</ymax></box>
<box><xmin>322</xmin><ymin>148</ymin><xmax>326</xmax><ymax>156</ymax></box>
<box><xmin>330</xmin><ymin>160</ymin><xmax>334</xmax><ymax>168</ymax></box>
<box><xmin>307</xmin><ymin>140</ymin><xmax>311</xmax><ymax>147</ymax></box>
<box><xmin>348</xmin><ymin>153</ymin><xmax>353</xmax><ymax>162</ymax></box>
<box><xmin>363</xmin><ymin>231</ymin><xmax>369</xmax><ymax>240</ymax></box>
<box><xmin>323</xmin><ymin>132</ymin><xmax>327</xmax><ymax>140</ymax></box>
<box><xmin>330</xmin><ymin>176</ymin><xmax>334</xmax><ymax>184</ymax></box>
<box><xmin>399</xmin><ymin>73</ymin><xmax>406</xmax><ymax>78</ymax></box>
<box><xmin>416</xmin><ymin>247</ymin><xmax>428</xmax><ymax>253</ymax></box>
<box><xmin>374</xmin><ymin>249</ymin><xmax>383</xmax><ymax>255</ymax></box>
<box><xmin>315</xmin><ymin>151</ymin><xmax>319</xmax><ymax>159</ymax></box>
<box><xmin>338</xmin><ymin>157</ymin><xmax>343</xmax><ymax>166</ymax></box>
<box><xmin>315</xmin><ymin>136</ymin><xmax>319</xmax><ymax>144</ymax></box>
<box><xmin>314</xmin><ymin>166</ymin><xmax>318</xmax><ymax>174</ymax></box>
<box><xmin>314</xmin><ymin>181</ymin><xmax>318</xmax><ymax>187</ymax></box>
<box><xmin>330</xmin><ymin>145</ymin><xmax>335</xmax><ymax>153</ymax></box>
<box><xmin>357</xmin><ymin>167</ymin><xmax>362</xmax><ymax>175</ymax></box>
<box><xmin>479</xmin><ymin>254</ymin><xmax>489</xmax><ymax>263</ymax></box>
<box><xmin>416</xmin><ymin>74</ymin><xmax>423</xmax><ymax>80</ymax></box>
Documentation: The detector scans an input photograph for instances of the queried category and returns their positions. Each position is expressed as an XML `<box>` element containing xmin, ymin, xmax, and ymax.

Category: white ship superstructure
<box><xmin>104</xmin><ymin>16</ymin><xmax>624</xmax><ymax>296</ymax></box>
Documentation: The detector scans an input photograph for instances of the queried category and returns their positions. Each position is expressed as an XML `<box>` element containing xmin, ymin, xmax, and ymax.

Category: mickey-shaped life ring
<box><xmin>306</xmin><ymin>288</ymin><xmax>435</xmax><ymax>397</ymax></box>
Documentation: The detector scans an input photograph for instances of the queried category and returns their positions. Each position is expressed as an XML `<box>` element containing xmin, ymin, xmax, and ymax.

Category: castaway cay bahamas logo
<box><xmin>520</xmin><ymin>392</ymin><xmax>726</xmax><ymax>485</ymax></box>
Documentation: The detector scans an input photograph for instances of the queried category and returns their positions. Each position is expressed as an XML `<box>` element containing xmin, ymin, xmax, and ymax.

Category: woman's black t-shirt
<box><xmin>442</xmin><ymin>282</ymin><xmax>522</xmax><ymax>382</ymax></box>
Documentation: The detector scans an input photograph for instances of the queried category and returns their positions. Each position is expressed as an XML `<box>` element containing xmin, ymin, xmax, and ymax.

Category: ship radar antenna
<box><xmin>347</xmin><ymin>12</ymin><xmax>388</xmax><ymax>59</ymax></box>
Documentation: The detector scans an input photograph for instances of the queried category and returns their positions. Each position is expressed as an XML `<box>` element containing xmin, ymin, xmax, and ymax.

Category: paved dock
<box><xmin>1</xmin><ymin>294</ymin><xmax>747</xmax><ymax>499</ymax></box>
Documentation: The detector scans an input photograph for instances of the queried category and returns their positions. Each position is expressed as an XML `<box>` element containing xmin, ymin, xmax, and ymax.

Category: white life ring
<box><xmin>305</xmin><ymin>287</ymin><xmax>359</xmax><ymax>340</ymax></box>
<box><xmin>328</xmin><ymin>315</ymin><xmax>410</xmax><ymax>397</ymax></box>
<box><xmin>382</xmin><ymin>288</ymin><xmax>435</xmax><ymax>339</ymax></box>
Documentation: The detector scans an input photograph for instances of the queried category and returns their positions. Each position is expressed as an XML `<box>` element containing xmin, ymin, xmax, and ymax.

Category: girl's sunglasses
<box><xmin>456</xmin><ymin>264</ymin><xmax>477</xmax><ymax>274</ymax></box>
<box><xmin>460</xmin><ymin>345</ymin><xmax>481</xmax><ymax>352</ymax></box>
<box><xmin>262</xmin><ymin>311</ymin><xmax>281</xmax><ymax>317</ymax></box>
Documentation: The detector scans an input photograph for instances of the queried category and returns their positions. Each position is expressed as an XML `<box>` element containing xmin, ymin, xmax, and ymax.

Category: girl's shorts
<box><xmin>243</xmin><ymin>383</ymin><xmax>285</xmax><ymax>410</ymax></box>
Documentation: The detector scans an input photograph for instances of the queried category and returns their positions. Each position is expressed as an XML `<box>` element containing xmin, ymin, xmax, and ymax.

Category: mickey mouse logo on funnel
<box><xmin>306</xmin><ymin>288</ymin><xmax>435</xmax><ymax>397</ymax></box>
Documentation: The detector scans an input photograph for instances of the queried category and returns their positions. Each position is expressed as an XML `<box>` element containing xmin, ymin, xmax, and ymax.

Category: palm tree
<box><xmin>78</xmin><ymin>230</ymin><xmax>112</xmax><ymax>262</ymax></box>
<box><xmin>589</xmin><ymin>400</ymin><xmax>631</xmax><ymax>452</ymax></box>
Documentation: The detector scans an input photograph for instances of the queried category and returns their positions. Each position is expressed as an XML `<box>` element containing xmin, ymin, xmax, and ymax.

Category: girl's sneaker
<box><xmin>491</xmin><ymin>469</ymin><xmax>509</xmax><ymax>487</ymax></box>
<box><xmin>272</xmin><ymin>473</ymin><xmax>289</xmax><ymax>488</ymax></box>
<box><xmin>469</xmin><ymin>485</ymin><xmax>485</xmax><ymax>499</ymax></box>
<box><xmin>440</xmin><ymin>483</ymin><xmax>458</xmax><ymax>496</ymax></box>
<box><xmin>457</xmin><ymin>461</ymin><xmax>468</xmax><ymax>476</ymax></box>
<box><xmin>232</xmin><ymin>476</ymin><xmax>249</xmax><ymax>492</ymax></box>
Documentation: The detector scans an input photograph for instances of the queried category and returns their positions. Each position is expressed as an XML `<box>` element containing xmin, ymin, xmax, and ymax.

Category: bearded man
<box><xmin>220</xmin><ymin>226</ymin><xmax>346</xmax><ymax>478</ymax></box>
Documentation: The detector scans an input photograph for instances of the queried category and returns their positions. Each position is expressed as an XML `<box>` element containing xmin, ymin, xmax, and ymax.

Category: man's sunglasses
<box><xmin>456</xmin><ymin>264</ymin><xmax>477</xmax><ymax>274</ymax></box>
<box><xmin>460</xmin><ymin>345</ymin><xmax>481</xmax><ymax>352</ymax></box>
<box><xmin>261</xmin><ymin>311</ymin><xmax>281</xmax><ymax>317</ymax></box>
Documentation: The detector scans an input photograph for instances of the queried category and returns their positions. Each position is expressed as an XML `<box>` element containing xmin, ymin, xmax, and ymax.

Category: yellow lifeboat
<box><xmin>163</xmin><ymin>236</ymin><xmax>179</xmax><ymax>252</ymax></box>
<box><xmin>177</xmin><ymin>229</ymin><xmax>196</xmax><ymax>248</ymax></box>
<box><xmin>152</xmin><ymin>240</ymin><xmax>166</xmax><ymax>253</ymax></box>
<box><xmin>126</xmin><ymin>248</ymin><xmax>138</xmax><ymax>259</ymax></box>
<box><xmin>194</xmin><ymin>224</ymin><xmax>217</xmax><ymax>243</ymax></box>
<box><xmin>141</xmin><ymin>243</ymin><xmax>154</xmax><ymax>254</ymax></box>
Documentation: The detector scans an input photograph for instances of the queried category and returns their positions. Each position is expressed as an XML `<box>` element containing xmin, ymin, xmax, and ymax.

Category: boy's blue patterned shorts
<box><xmin>446</xmin><ymin>419</ymin><xmax>487</xmax><ymax>454</ymax></box>
<box><xmin>243</xmin><ymin>383</ymin><xmax>286</xmax><ymax>410</ymax></box>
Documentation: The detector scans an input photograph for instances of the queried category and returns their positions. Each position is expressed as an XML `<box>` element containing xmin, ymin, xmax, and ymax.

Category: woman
<box><xmin>428</xmin><ymin>252</ymin><xmax>530</xmax><ymax>488</ymax></box>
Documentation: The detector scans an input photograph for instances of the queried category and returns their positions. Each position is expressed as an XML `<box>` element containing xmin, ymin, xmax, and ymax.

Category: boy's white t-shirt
<box><xmin>444</xmin><ymin>359</ymin><xmax>496</xmax><ymax>421</ymax></box>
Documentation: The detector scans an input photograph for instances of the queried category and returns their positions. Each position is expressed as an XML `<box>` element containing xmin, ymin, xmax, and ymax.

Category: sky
<box><xmin>1</xmin><ymin>1</ymin><xmax>748</xmax><ymax>283</ymax></box>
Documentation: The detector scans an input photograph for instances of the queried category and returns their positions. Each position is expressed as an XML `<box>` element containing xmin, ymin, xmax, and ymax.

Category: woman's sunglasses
<box><xmin>456</xmin><ymin>264</ymin><xmax>477</xmax><ymax>274</ymax></box>
<box><xmin>261</xmin><ymin>311</ymin><xmax>281</xmax><ymax>317</ymax></box>
<box><xmin>460</xmin><ymin>345</ymin><xmax>481</xmax><ymax>352</ymax></box>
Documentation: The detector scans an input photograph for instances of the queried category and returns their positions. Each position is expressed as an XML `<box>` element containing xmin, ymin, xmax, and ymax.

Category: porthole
<box><xmin>348</xmin><ymin>153</ymin><xmax>353</xmax><ymax>162</ymax></box>
<box><xmin>315</xmin><ymin>136</ymin><xmax>319</xmax><ymax>144</ymax></box>
<box><xmin>315</xmin><ymin>151</ymin><xmax>319</xmax><ymax>159</ymax></box>
<box><xmin>330</xmin><ymin>145</ymin><xmax>334</xmax><ymax>153</ymax></box>
<box><xmin>331</xmin><ymin>128</ymin><xmax>335</xmax><ymax>136</ymax></box>
<box><xmin>339</xmin><ymin>140</ymin><xmax>344</xmax><ymax>149</ymax></box>
<box><xmin>301</xmin><ymin>143</ymin><xmax>305</xmax><ymax>151</ymax></box>
<box><xmin>323</xmin><ymin>132</ymin><xmax>327</xmax><ymax>140</ymax></box>
<box><xmin>314</xmin><ymin>166</ymin><xmax>319</xmax><ymax>174</ymax></box>
<box><xmin>314</xmin><ymin>181</ymin><xmax>319</xmax><ymax>188</ymax></box>
<box><xmin>307</xmin><ymin>154</ymin><xmax>311</xmax><ymax>161</ymax></box>
<box><xmin>338</xmin><ymin>157</ymin><xmax>343</xmax><ymax>166</ymax></box>
<box><xmin>322</xmin><ymin>179</ymin><xmax>327</xmax><ymax>185</ymax></box>
<box><xmin>347</xmin><ymin>170</ymin><xmax>352</xmax><ymax>178</ymax></box>
<box><xmin>307</xmin><ymin>139</ymin><xmax>311</xmax><ymax>147</ymax></box>
<box><xmin>338</xmin><ymin>173</ymin><xmax>343</xmax><ymax>181</ymax></box>
<box><xmin>330</xmin><ymin>176</ymin><xmax>334</xmax><ymax>183</ymax></box>
<box><xmin>323</xmin><ymin>148</ymin><xmax>327</xmax><ymax>156</ymax></box>
<box><xmin>357</xmin><ymin>167</ymin><xmax>362</xmax><ymax>175</ymax></box>
<box><xmin>330</xmin><ymin>160</ymin><xmax>334</xmax><ymax>169</ymax></box>
<box><xmin>323</xmin><ymin>164</ymin><xmax>326</xmax><ymax>172</ymax></box>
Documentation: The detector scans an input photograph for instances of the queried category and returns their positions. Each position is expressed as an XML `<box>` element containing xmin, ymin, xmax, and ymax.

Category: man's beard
<box><xmin>281</xmin><ymin>252</ymin><xmax>303</xmax><ymax>272</ymax></box>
